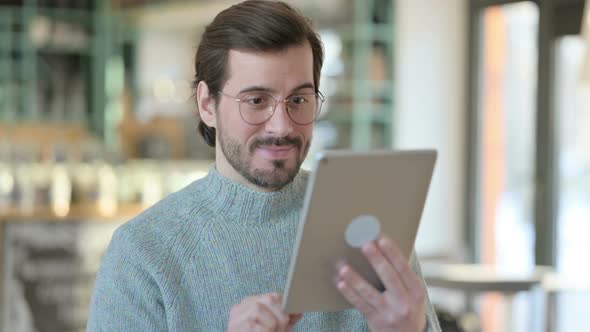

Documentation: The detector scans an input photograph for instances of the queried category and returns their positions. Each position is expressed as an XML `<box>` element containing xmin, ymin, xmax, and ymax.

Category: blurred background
<box><xmin>0</xmin><ymin>0</ymin><xmax>589</xmax><ymax>331</ymax></box>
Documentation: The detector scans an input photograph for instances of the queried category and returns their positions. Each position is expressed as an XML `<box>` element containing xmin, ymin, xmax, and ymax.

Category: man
<box><xmin>88</xmin><ymin>1</ymin><xmax>441</xmax><ymax>331</ymax></box>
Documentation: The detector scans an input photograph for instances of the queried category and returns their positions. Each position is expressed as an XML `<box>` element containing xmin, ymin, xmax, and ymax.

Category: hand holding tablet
<box><xmin>283</xmin><ymin>150</ymin><xmax>437</xmax><ymax>313</ymax></box>
<box><xmin>335</xmin><ymin>235</ymin><xmax>428</xmax><ymax>332</ymax></box>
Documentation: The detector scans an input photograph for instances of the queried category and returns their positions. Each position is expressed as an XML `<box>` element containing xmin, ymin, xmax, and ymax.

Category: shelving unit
<box><xmin>0</xmin><ymin>1</ymin><xmax>397</xmax><ymax>329</ymax></box>
<box><xmin>0</xmin><ymin>0</ymin><xmax>394</xmax><ymax>152</ymax></box>
<box><xmin>306</xmin><ymin>0</ymin><xmax>394</xmax><ymax>150</ymax></box>
<box><xmin>0</xmin><ymin>0</ymin><xmax>131</xmax><ymax>143</ymax></box>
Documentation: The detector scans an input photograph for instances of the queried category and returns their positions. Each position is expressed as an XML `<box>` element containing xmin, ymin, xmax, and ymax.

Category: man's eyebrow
<box><xmin>237</xmin><ymin>83</ymin><xmax>316</xmax><ymax>95</ymax></box>
<box><xmin>238</xmin><ymin>86</ymin><xmax>274</xmax><ymax>94</ymax></box>
<box><xmin>290</xmin><ymin>83</ymin><xmax>315</xmax><ymax>92</ymax></box>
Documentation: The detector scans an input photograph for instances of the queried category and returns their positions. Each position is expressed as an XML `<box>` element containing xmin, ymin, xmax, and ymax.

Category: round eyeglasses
<box><xmin>216</xmin><ymin>90</ymin><xmax>325</xmax><ymax>125</ymax></box>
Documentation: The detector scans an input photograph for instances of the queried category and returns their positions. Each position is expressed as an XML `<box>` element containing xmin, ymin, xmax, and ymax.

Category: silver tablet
<box><xmin>282</xmin><ymin>150</ymin><xmax>437</xmax><ymax>313</ymax></box>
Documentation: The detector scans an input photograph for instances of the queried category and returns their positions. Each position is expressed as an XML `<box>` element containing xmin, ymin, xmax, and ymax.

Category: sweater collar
<box><xmin>197</xmin><ymin>165</ymin><xmax>308</xmax><ymax>223</ymax></box>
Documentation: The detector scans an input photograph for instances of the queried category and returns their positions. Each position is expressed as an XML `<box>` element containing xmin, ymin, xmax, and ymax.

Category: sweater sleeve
<box><xmin>87</xmin><ymin>228</ymin><xmax>167</xmax><ymax>332</ymax></box>
<box><xmin>410</xmin><ymin>252</ymin><xmax>442</xmax><ymax>332</ymax></box>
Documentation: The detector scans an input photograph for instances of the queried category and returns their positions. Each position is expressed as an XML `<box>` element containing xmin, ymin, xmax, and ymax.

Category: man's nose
<box><xmin>264</xmin><ymin>101</ymin><xmax>294</xmax><ymax>136</ymax></box>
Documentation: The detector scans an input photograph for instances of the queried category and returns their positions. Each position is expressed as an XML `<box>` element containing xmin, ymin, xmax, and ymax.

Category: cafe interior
<box><xmin>0</xmin><ymin>0</ymin><xmax>589</xmax><ymax>331</ymax></box>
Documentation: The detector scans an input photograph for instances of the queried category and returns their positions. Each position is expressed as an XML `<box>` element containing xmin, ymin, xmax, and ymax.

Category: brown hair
<box><xmin>193</xmin><ymin>0</ymin><xmax>324</xmax><ymax>147</ymax></box>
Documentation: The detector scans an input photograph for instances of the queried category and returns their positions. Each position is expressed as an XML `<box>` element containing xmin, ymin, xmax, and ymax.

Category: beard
<box><xmin>217</xmin><ymin>126</ymin><xmax>310</xmax><ymax>191</ymax></box>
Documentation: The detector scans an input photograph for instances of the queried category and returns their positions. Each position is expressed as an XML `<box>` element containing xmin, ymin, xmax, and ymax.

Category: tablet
<box><xmin>282</xmin><ymin>149</ymin><xmax>437</xmax><ymax>313</ymax></box>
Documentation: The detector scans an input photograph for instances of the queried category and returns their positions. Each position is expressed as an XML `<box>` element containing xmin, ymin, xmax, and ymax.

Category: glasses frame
<box><xmin>216</xmin><ymin>89</ymin><xmax>325</xmax><ymax>125</ymax></box>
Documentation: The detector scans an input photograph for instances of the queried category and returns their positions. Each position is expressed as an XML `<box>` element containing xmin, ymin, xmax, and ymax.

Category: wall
<box><xmin>394</xmin><ymin>0</ymin><xmax>467</xmax><ymax>258</ymax></box>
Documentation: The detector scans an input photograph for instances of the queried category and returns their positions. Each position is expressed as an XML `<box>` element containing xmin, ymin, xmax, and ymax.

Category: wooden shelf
<box><xmin>0</xmin><ymin>203</ymin><xmax>145</xmax><ymax>223</ymax></box>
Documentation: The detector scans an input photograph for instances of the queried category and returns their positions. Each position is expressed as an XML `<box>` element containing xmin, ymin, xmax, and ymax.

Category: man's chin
<box><xmin>254</xmin><ymin>157</ymin><xmax>292</xmax><ymax>169</ymax></box>
<box><xmin>256</xmin><ymin>164</ymin><xmax>295</xmax><ymax>178</ymax></box>
<box><xmin>256</xmin><ymin>174</ymin><xmax>296</xmax><ymax>190</ymax></box>
<box><xmin>251</xmin><ymin>164</ymin><xmax>299</xmax><ymax>189</ymax></box>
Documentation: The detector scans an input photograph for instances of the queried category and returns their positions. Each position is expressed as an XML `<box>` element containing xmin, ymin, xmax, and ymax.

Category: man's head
<box><xmin>194</xmin><ymin>0</ymin><xmax>324</xmax><ymax>191</ymax></box>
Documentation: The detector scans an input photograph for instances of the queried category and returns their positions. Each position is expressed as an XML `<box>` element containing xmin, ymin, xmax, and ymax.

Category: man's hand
<box><xmin>227</xmin><ymin>293</ymin><xmax>303</xmax><ymax>332</ymax></box>
<box><xmin>336</xmin><ymin>236</ymin><xmax>427</xmax><ymax>332</ymax></box>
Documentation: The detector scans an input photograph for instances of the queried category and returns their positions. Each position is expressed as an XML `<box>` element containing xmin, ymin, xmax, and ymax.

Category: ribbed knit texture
<box><xmin>87</xmin><ymin>166</ymin><xmax>441</xmax><ymax>331</ymax></box>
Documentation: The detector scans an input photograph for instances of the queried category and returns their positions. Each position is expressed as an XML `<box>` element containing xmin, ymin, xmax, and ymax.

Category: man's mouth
<box><xmin>250</xmin><ymin>136</ymin><xmax>302</xmax><ymax>160</ymax></box>
<box><xmin>256</xmin><ymin>144</ymin><xmax>295</xmax><ymax>159</ymax></box>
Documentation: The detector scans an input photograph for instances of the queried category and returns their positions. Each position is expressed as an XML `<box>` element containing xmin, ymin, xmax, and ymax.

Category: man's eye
<box><xmin>289</xmin><ymin>96</ymin><xmax>307</xmax><ymax>105</ymax></box>
<box><xmin>246</xmin><ymin>96</ymin><xmax>266</xmax><ymax>105</ymax></box>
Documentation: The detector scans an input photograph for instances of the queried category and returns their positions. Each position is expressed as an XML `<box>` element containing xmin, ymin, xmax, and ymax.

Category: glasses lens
<box><xmin>287</xmin><ymin>93</ymin><xmax>320</xmax><ymax>125</ymax></box>
<box><xmin>238</xmin><ymin>92</ymin><xmax>323</xmax><ymax>125</ymax></box>
<box><xmin>238</xmin><ymin>94</ymin><xmax>275</xmax><ymax>124</ymax></box>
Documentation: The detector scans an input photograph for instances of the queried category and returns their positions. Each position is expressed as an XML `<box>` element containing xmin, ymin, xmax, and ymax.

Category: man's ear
<box><xmin>196</xmin><ymin>81</ymin><xmax>216</xmax><ymax>128</ymax></box>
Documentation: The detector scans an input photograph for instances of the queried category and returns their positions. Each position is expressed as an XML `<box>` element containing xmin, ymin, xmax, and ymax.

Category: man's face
<box><xmin>214</xmin><ymin>42</ymin><xmax>315</xmax><ymax>191</ymax></box>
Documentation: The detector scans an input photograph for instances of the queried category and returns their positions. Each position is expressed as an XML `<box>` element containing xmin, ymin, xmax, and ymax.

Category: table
<box><xmin>421</xmin><ymin>263</ymin><xmax>552</xmax><ymax>332</ymax></box>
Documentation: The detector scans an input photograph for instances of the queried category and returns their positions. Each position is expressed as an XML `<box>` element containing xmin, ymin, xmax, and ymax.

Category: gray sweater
<box><xmin>87</xmin><ymin>166</ymin><xmax>441</xmax><ymax>331</ymax></box>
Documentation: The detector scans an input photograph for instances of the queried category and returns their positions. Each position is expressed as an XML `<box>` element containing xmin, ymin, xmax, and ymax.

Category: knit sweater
<box><xmin>87</xmin><ymin>166</ymin><xmax>441</xmax><ymax>331</ymax></box>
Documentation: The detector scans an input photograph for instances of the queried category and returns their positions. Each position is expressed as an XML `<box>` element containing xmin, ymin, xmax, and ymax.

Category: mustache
<box><xmin>249</xmin><ymin>136</ymin><xmax>303</xmax><ymax>153</ymax></box>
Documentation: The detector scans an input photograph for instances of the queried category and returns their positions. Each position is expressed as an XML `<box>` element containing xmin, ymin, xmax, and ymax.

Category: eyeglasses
<box><xmin>216</xmin><ymin>90</ymin><xmax>325</xmax><ymax>125</ymax></box>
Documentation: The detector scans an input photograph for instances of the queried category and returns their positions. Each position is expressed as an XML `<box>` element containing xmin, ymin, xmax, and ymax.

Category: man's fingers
<box><xmin>247</xmin><ymin>302</ymin><xmax>278</xmax><ymax>329</ymax></box>
<box><xmin>229</xmin><ymin>293</ymin><xmax>292</xmax><ymax>332</ymax></box>
<box><xmin>258</xmin><ymin>293</ymin><xmax>290</xmax><ymax>329</ymax></box>
<box><xmin>361</xmin><ymin>241</ymin><xmax>409</xmax><ymax>300</ymax></box>
<box><xmin>336</xmin><ymin>273</ymin><xmax>378</xmax><ymax>317</ymax></box>
<box><xmin>336</xmin><ymin>265</ymin><xmax>385</xmax><ymax>316</ymax></box>
<box><xmin>377</xmin><ymin>237</ymin><xmax>425</xmax><ymax>299</ymax></box>
<box><xmin>337</xmin><ymin>264</ymin><xmax>385</xmax><ymax>310</ymax></box>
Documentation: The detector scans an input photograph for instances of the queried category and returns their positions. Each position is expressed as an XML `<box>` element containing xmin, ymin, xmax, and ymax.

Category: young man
<box><xmin>88</xmin><ymin>1</ymin><xmax>441</xmax><ymax>331</ymax></box>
